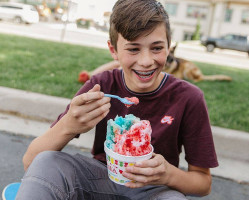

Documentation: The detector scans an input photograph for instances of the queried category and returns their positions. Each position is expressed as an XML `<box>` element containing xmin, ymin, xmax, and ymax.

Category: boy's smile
<box><xmin>133</xmin><ymin>69</ymin><xmax>157</xmax><ymax>80</ymax></box>
<box><xmin>108</xmin><ymin>23</ymin><xmax>169</xmax><ymax>93</ymax></box>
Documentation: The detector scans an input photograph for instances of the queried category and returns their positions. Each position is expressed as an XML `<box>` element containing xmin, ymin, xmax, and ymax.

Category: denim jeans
<box><xmin>16</xmin><ymin>151</ymin><xmax>187</xmax><ymax>200</ymax></box>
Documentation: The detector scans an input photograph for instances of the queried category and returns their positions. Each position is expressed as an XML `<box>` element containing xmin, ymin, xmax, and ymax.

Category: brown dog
<box><xmin>79</xmin><ymin>44</ymin><xmax>232</xmax><ymax>83</ymax></box>
<box><xmin>164</xmin><ymin>44</ymin><xmax>232</xmax><ymax>82</ymax></box>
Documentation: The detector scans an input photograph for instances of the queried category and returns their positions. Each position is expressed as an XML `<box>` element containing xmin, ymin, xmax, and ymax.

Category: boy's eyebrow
<box><xmin>152</xmin><ymin>41</ymin><xmax>166</xmax><ymax>45</ymax></box>
<box><xmin>125</xmin><ymin>41</ymin><xmax>165</xmax><ymax>46</ymax></box>
<box><xmin>125</xmin><ymin>43</ymin><xmax>140</xmax><ymax>46</ymax></box>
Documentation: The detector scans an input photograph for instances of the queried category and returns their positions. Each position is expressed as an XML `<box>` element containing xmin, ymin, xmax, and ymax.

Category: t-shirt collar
<box><xmin>121</xmin><ymin>70</ymin><xmax>169</xmax><ymax>96</ymax></box>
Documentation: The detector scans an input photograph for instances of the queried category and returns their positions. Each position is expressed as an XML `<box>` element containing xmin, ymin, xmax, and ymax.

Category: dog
<box><xmin>78</xmin><ymin>44</ymin><xmax>232</xmax><ymax>83</ymax></box>
<box><xmin>164</xmin><ymin>44</ymin><xmax>232</xmax><ymax>82</ymax></box>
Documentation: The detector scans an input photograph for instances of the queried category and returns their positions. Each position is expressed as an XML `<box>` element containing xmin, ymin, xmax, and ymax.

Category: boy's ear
<box><xmin>108</xmin><ymin>40</ymin><xmax>118</xmax><ymax>60</ymax></box>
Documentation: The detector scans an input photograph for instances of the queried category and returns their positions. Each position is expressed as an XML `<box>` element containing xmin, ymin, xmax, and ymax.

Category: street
<box><xmin>0</xmin><ymin>130</ymin><xmax>92</xmax><ymax>194</ymax></box>
<box><xmin>0</xmin><ymin>21</ymin><xmax>248</xmax><ymax>70</ymax></box>
<box><xmin>0</xmin><ymin>21</ymin><xmax>108</xmax><ymax>49</ymax></box>
<box><xmin>0</xmin><ymin>130</ymin><xmax>249</xmax><ymax>200</ymax></box>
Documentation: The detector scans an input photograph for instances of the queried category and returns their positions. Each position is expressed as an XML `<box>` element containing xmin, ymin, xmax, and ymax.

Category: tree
<box><xmin>192</xmin><ymin>18</ymin><xmax>201</xmax><ymax>40</ymax></box>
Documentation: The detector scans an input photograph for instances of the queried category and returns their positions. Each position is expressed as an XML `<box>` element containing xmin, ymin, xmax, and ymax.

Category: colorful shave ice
<box><xmin>106</xmin><ymin>114</ymin><xmax>152</xmax><ymax>156</ymax></box>
<box><xmin>124</xmin><ymin>97</ymin><xmax>139</xmax><ymax>108</ymax></box>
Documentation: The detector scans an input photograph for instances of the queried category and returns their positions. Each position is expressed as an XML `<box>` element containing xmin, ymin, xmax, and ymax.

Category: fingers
<box><xmin>76</xmin><ymin>99</ymin><xmax>111</xmax><ymax>123</ymax></box>
<box><xmin>63</xmin><ymin>84</ymin><xmax>113</xmax><ymax>134</ymax></box>
<box><xmin>135</xmin><ymin>153</ymin><xmax>161</xmax><ymax>168</ymax></box>
<box><xmin>122</xmin><ymin>154</ymin><xmax>167</xmax><ymax>188</ymax></box>
<box><xmin>124</xmin><ymin>163</ymin><xmax>160</xmax><ymax>177</ymax></box>
<box><xmin>132</xmin><ymin>154</ymin><xmax>166</xmax><ymax>175</ymax></box>
<box><xmin>72</xmin><ymin>84</ymin><xmax>103</xmax><ymax>106</ymax></box>
<box><xmin>69</xmin><ymin>95</ymin><xmax>111</xmax><ymax>128</ymax></box>
<box><xmin>76</xmin><ymin>95</ymin><xmax>110</xmax><ymax>113</ymax></box>
<box><xmin>82</xmin><ymin>109</ymin><xmax>110</xmax><ymax>130</ymax></box>
<box><xmin>89</xmin><ymin>84</ymin><xmax>101</xmax><ymax>92</ymax></box>
<box><xmin>64</xmin><ymin>98</ymin><xmax>110</xmax><ymax>134</ymax></box>
<box><xmin>72</xmin><ymin>91</ymin><xmax>104</xmax><ymax>106</ymax></box>
<box><xmin>123</xmin><ymin>171</ymin><xmax>160</xmax><ymax>188</ymax></box>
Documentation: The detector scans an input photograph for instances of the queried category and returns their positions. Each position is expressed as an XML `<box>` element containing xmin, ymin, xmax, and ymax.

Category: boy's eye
<box><xmin>127</xmin><ymin>48</ymin><xmax>139</xmax><ymax>53</ymax></box>
<box><xmin>152</xmin><ymin>46</ymin><xmax>164</xmax><ymax>52</ymax></box>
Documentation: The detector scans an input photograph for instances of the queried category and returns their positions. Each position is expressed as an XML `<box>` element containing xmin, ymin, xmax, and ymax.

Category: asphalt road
<box><xmin>1</xmin><ymin>130</ymin><xmax>249</xmax><ymax>200</ymax></box>
<box><xmin>0</xmin><ymin>21</ymin><xmax>109</xmax><ymax>49</ymax></box>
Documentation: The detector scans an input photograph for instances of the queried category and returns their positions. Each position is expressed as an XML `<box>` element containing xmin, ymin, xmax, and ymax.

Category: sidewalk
<box><xmin>1</xmin><ymin>86</ymin><xmax>249</xmax><ymax>185</ymax></box>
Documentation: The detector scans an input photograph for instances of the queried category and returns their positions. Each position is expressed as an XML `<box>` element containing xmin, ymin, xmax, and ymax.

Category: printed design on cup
<box><xmin>107</xmin><ymin>155</ymin><xmax>134</xmax><ymax>167</ymax></box>
<box><xmin>106</xmin><ymin>155</ymin><xmax>133</xmax><ymax>184</ymax></box>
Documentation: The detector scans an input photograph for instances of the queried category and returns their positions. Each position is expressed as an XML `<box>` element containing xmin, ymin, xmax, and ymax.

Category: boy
<box><xmin>16</xmin><ymin>0</ymin><xmax>218</xmax><ymax>199</ymax></box>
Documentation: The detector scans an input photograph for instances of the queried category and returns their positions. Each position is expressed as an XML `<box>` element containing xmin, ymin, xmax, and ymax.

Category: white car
<box><xmin>0</xmin><ymin>2</ymin><xmax>39</xmax><ymax>24</ymax></box>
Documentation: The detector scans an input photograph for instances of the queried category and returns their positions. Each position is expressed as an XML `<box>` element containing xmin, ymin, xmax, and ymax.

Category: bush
<box><xmin>192</xmin><ymin>18</ymin><xmax>201</xmax><ymax>40</ymax></box>
<box><xmin>76</xmin><ymin>18</ymin><xmax>91</xmax><ymax>29</ymax></box>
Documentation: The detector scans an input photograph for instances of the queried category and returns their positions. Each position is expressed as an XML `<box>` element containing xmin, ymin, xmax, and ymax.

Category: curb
<box><xmin>1</xmin><ymin>86</ymin><xmax>248</xmax><ymax>136</ymax></box>
<box><xmin>1</xmin><ymin>86</ymin><xmax>249</xmax><ymax>183</ymax></box>
<box><xmin>0</xmin><ymin>86</ymin><xmax>70</xmax><ymax>122</ymax></box>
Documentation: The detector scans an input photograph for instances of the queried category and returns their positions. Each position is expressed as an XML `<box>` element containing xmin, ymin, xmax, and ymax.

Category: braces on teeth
<box><xmin>135</xmin><ymin>70</ymin><xmax>155</xmax><ymax>76</ymax></box>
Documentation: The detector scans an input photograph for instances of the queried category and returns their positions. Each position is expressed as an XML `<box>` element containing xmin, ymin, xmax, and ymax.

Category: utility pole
<box><xmin>60</xmin><ymin>0</ymin><xmax>71</xmax><ymax>42</ymax></box>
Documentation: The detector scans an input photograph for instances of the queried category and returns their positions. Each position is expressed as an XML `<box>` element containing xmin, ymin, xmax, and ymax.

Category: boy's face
<box><xmin>108</xmin><ymin>23</ymin><xmax>169</xmax><ymax>93</ymax></box>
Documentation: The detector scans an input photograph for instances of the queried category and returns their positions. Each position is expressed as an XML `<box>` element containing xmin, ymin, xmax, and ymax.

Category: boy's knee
<box><xmin>18</xmin><ymin>151</ymin><xmax>71</xmax><ymax>200</ymax></box>
<box><xmin>153</xmin><ymin>190</ymin><xmax>187</xmax><ymax>200</ymax></box>
<box><xmin>23</xmin><ymin>151</ymin><xmax>77</xmax><ymax>193</ymax></box>
<box><xmin>32</xmin><ymin>151</ymin><xmax>61</xmax><ymax>167</ymax></box>
<box><xmin>35</xmin><ymin>150</ymin><xmax>58</xmax><ymax>160</ymax></box>
<box><xmin>25</xmin><ymin>151</ymin><xmax>74</xmax><ymax>178</ymax></box>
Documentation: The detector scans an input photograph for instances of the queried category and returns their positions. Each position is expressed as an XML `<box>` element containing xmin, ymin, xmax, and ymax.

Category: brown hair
<box><xmin>109</xmin><ymin>0</ymin><xmax>171</xmax><ymax>50</ymax></box>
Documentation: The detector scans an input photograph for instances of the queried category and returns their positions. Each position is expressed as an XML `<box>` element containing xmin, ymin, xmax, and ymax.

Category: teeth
<box><xmin>139</xmin><ymin>75</ymin><xmax>149</xmax><ymax>79</ymax></box>
<box><xmin>135</xmin><ymin>70</ymin><xmax>155</xmax><ymax>76</ymax></box>
<box><xmin>140</xmin><ymin>71</ymin><xmax>152</xmax><ymax>75</ymax></box>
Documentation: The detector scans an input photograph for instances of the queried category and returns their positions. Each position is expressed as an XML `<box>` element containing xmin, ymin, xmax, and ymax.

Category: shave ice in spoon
<box><xmin>104</xmin><ymin>94</ymin><xmax>139</xmax><ymax>107</ymax></box>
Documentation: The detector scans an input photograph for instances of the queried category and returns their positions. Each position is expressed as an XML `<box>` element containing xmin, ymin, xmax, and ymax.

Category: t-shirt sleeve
<box><xmin>180</xmin><ymin>92</ymin><xmax>218</xmax><ymax>168</ymax></box>
<box><xmin>50</xmin><ymin>79</ymin><xmax>96</xmax><ymax>128</ymax></box>
<box><xmin>50</xmin><ymin>69</ymin><xmax>116</xmax><ymax>128</ymax></box>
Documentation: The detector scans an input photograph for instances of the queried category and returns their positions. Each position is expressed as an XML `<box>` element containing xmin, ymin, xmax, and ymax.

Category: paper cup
<box><xmin>104</xmin><ymin>141</ymin><xmax>153</xmax><ymax>185</ymax></box>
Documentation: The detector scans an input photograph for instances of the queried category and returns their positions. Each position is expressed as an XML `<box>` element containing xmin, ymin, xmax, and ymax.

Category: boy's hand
<box><xmin>122</xmin><ymin>153</ymin><xmax>171</xmax><ymax>188</ymax></box>
<box><xmin>63</xmin><ymin>84</ymin><xmax>111</xmax><ymax>135</ymax></box>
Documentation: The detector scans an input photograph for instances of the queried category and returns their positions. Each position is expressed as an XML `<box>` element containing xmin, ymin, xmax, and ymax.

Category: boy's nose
<box><xmin>137</xmin><ymin>50</ymin><xmax>154</xmax><ymax>67</ymax></box>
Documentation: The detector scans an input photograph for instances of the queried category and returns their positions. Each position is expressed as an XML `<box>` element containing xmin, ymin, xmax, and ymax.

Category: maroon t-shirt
<box><xmin>52</xmin><ymin>69</ymin><xmax>218</xmax><ymax>168</ymax></box>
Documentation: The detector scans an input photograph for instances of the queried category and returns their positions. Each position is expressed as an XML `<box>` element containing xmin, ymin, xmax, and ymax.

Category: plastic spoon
<box><xmin>104</xmin><ymin>94</ymin><xmax>135</xmax><ymax>105</ymax></box>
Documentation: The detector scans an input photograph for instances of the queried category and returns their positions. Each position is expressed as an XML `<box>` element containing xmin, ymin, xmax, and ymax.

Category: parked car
<box><xmin>201</xmin><ymin>34</ymin><xmax>249</xmax><ymax>56</ymax></box>
<box><xmin>0</xmin><ymin>2</ymin><xmax>39</xmax><ymax>24</ymax></box>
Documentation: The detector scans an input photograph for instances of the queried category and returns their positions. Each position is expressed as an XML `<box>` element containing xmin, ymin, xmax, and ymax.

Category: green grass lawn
<box><xmin>192</xmin><ymin>63</ymin><xmax>249</xmax><ymax>133</ymax></box>
<box><xmin>0</xmin><ymin>33</ymin><xmax>248</xmax><ymax>132</ymax></box>
<box><xmin>0</xmin><ymin>33</ymin><xmax>113</xmax><ymax>98</ymax></box>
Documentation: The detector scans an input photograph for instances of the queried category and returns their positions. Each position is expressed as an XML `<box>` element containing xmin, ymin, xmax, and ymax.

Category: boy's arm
<box><xmin>165</xmin><ymin>163</ymin><xmax>211</xmax><ymax>196</ymax></box>
<box><xmin>123</xmin><ymin>153</ymin><xmax>212</xmax><ymax>196</ymax></box>
<box><xmin>23</xmin><ymin>85</ymin><xmax>111</xmax><ymax>171</ymax></box>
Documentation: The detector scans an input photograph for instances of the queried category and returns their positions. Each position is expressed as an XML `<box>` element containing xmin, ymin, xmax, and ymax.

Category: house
<box><xmin>158</xmin><ymin>0</ymin><xmax>249</xmax><ymax>41</ymax></box>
